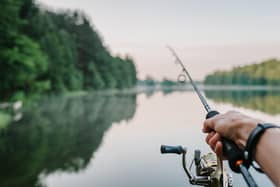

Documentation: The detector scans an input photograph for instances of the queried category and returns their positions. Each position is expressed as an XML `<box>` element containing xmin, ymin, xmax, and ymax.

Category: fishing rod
<box><xmin>161</xmin><ymin>46</ymin><xmax>258</xmax><ymax>187</ymax></box>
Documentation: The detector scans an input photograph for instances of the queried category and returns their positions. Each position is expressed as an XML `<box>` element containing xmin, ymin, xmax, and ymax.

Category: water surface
<box><xmin>0</xmin><ymin>90</ymin><xmax>279</xmax><ymax>187</ymax></box>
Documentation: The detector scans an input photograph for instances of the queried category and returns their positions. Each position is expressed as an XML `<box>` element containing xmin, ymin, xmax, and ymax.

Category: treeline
<box><xmin>138</xmin><ymin>76</ymin><xmax>187</xmax><ymax>87</ymax></box>
<box><xmin>204</xmin><ymin>59</ymin><xmax>280</xmax><ymax>85</ymax></box>
<box><xmin>0</xmin><ymin>0</ymin><xmax>137</xmax><ymax>101</ymax></box>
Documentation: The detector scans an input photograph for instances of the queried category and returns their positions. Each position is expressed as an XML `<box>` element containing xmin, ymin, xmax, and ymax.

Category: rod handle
<box><xmin>222</xmin><ymin>138</ymin><xmax>244</xmax><ymax>172</ymax></box>
<box><xmin>160</xmin><ymin>145</ymin><xmax>185</xmax><ymax>155</ymax></box>
<box><xmin>206</xmin><ymin>110</ymin><xmax>244</xmax><ymax>173</ymax></box>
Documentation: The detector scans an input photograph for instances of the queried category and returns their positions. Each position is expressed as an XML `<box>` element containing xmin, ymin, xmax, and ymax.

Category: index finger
<box><xmin>203</xmin><ymin>117</ymin><xmax>215</xmax><ymax>133</ymax></box>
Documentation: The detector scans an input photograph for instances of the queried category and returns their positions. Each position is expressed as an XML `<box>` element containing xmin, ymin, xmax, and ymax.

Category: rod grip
<box><xmin>206</xmin><ymin>110</ymin><xmax>244</xmax><ymax>172</ymax></box>
<box><xmin>160</xmin><ymin>145</ymin><xmax>185</xmax><ymax>155</ymax></box>
<box><xmin>221</xmin><ymin>138</ymin><xmax>244</xmax><ymax>172</ymax></box>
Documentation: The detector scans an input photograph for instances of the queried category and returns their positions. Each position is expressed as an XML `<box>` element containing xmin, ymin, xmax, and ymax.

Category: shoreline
<box><xmin>135</xmin><ymin>85</ymin><xmax>280</xmax><ymax>92</ymax></box>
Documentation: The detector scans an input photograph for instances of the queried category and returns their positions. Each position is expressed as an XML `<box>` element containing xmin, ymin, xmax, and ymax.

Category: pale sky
<box><xmin>38</xmin><ymin>0</ymin><xmax>280</xmax><ymax>80</ymax></box>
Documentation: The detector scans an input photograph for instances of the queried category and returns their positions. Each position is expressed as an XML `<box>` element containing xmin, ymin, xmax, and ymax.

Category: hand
<box><xmin>203</xmin><ymin>111</ymin><xmax>261</xmax><ymax>157</ymax></box>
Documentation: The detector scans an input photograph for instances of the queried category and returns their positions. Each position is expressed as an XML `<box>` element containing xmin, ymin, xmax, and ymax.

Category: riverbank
<box><xmin>39</xmin><ymin>85</ymin><xmax>280</xmax><ymax>101</ymax></box>
<box><xmin>136</xmin><ymin>84</ymin><xmax>280</xmax><ymax>92</ymax></box>
<box><xmin>2</xmin><ymin>84</ymin><xmax>280</xmax><ymax>127</ymax></box>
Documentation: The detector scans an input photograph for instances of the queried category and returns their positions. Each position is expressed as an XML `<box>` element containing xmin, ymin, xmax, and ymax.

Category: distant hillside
<box><xmin>204</xmin><ymin>59</ymin><xmax>280</xmax><ymax>85</ymax></box>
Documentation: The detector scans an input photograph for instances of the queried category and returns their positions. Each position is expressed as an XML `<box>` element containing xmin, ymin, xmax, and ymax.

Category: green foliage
<box><xmin>0</xmin><ymin>33</ymin><xmax>49</xmax><ymax>100</ymax></box>
<box><xmin>0</xmin><ymin>0</ymin><xmax>21</xmax><ymax>43</ymax></box>
<box><xmin>0</xmin><ymin>0</ymin><xmax>49</xmax><ymax>100</ymax></box>
<box><xmin>141</xmin><ymin>76</ymin><xmax>157</xmax><ymax>87</ymax></box>
<box><xmin>0</xmin><ymin>0</ymin><xmax>137</xmax><ymax>101</ymax></box>
<box><xmin>0</xmin><ymin>112</ymin><xmax>11</xmax><ymax>129</ymax></box>
<box><xmin>160</xmin><ymin>78</ymin><xmax>178</xmax><ymax>86</ymax></box>
<box><xmin>204</xmin><ymin>59</ymin><xmax>280</xmax><ymax>85</ymax></box>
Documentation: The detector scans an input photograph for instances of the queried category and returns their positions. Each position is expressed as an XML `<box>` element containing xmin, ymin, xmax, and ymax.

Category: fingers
<box><xmin>208</xmin><ymin>138</ymin><xmax>225</xmax><ymax>159</ymax></box>
<box><xmin>203</xmin><ymin>118</ymin><xmax>214</xmax><ymax>133</ymax></box>
<box><xmin>209</xmin><ymin>133</ymin><xmax>221</xmax><ymax>148</ymax></box>
<box><xmin>205</xmin><ymin>132</ymin><xmax>226</xmax><ymax>159</ymax></box>
<box><xmin>205</xmin><ymin>131</ymin><xmax>215</xmax><ymax>144</ymax></box>
<box><xmin>203</xmin><ymin>114</ymin><xmax>222</xmax><ymax>133</ymax></box>
<box><xmin>206</xmin><ymin>132</ymin><xmax>221</xmax><ymax>150</ymax></box>
<box><xmin>215</xmin><ymin>141</ymin><xmax>224</xmax><ymax>159</ymax></box>
<box><xmin>203</xmin><ymin>111</ymin><xmax>243</xmax><ymax>160</ymax></box>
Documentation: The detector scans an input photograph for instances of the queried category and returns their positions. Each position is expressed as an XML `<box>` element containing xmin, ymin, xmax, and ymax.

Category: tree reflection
<box><xmin>0</xmin><ymin>93</ymin><xmax>137</xmax><ymax>187</ymax></box>
<box><xmin>205</xmin><ymin>90</ymin><xmax>280</xmax><ymax>115</ymax></box>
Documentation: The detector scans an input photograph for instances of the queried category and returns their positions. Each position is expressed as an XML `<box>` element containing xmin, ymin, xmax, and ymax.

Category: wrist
<box><xmin>244</xmin><ymin>123</ymin><xmax>280</xmax><ymax>169</ymax></box>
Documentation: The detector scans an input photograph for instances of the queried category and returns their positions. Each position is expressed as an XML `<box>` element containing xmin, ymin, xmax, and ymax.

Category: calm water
<box><xmin>1</xmin><ymin>90</ymin><xmax>279</xmax><ymax>187</ymax></box>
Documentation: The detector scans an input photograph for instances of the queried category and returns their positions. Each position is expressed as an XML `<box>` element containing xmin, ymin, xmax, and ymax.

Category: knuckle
<box><xmin>204</xmin><ymin>119</ymin><xmax>211</xmax><ymax>126</ymax></box>
<box><xmin>226</xmin><ymin>110</ymin><xmax>238</xmax><ymax>116</ymax></box>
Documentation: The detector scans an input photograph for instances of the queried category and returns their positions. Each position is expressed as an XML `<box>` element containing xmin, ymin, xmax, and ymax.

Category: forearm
<box><xmin>254</xmin><ymin>128</ymin><xmax>280</xmax><ymax>186</ymax></box>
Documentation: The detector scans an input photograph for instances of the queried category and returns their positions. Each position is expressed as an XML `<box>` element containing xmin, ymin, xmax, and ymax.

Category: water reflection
<box><xmin>205</xmin><ymin>90</ymin><xmax>280</xmax><ymax>115</ymax></box>
<box><xmin>0</xmin><ymin>93</ymin><xmax>136</xmax><ymax>187</ymax></box>
<box><xmin>0</xmin><ymin>91</ymin><xmax>275</xmax><ymax>187</ymax></box>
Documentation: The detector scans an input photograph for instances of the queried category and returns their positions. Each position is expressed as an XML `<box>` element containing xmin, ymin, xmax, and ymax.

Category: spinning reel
<box><xmin>161</xmin><ymin>145</ymin><xmax>233</xmax><ymax>187</ymax></box>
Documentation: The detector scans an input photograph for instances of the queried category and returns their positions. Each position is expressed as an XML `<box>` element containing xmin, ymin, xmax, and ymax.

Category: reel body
<box><xmin>161</xmin><ymin>145</ymin><xmax>233</xmax><ymax>187</ymax></box>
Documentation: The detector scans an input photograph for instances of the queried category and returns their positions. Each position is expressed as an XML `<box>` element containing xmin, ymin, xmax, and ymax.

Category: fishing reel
<box><xmin>160</xmin><ymin>145</ymin><xmax>233</xmax><ymax>187</ymax></box>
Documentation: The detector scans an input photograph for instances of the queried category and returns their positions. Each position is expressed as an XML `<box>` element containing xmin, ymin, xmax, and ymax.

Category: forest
<box><xmin>0</xmin><ymin>0</ymin><xmax>137</xmax><ymax>101</ymax></box>
<box><xmin>204</xmin><ymin>59</ymin><xmax>280</xmax><ymax>85</ymax></box>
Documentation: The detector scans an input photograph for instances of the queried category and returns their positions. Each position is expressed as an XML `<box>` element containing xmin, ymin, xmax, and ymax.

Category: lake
<box><xmin>0</xmin><ymin>89</ymin><xmax>279</xmax><ymax>187</ymax></box>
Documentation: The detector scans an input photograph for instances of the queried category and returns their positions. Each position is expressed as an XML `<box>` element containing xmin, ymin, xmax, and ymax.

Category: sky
<box><xmin>38</xmin><ymin>0</ymin><xmax>280</xmax><ymax>80</ymax></box>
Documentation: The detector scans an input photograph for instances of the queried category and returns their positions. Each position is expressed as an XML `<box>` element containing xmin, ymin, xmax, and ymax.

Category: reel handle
<box><xmin>160</xmin><ymin>145</ymin><xmax>185</xmax><ymax>155</ymax></box>
<box><xmin>206</xmin><ymin>110</ymin><xmax>245</xmax><ymax>173</ymax></box>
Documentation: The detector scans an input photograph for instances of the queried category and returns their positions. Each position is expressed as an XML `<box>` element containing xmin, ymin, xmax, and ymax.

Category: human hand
<box><xmin>203</xmin><ymin>111</ymin><xmax>261</xmax><ymax>157</ymax></box>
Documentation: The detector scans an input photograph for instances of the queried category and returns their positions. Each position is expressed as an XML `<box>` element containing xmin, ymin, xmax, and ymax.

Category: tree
<box><xmin>204</xmin><ymin>59</ymin><xmax>280</xmax><ymax>86</ymax></box>
<box><xmin>0</xmin><ymin>0</ymin><xmax>138</xmax><ymax>101</ymax></box>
